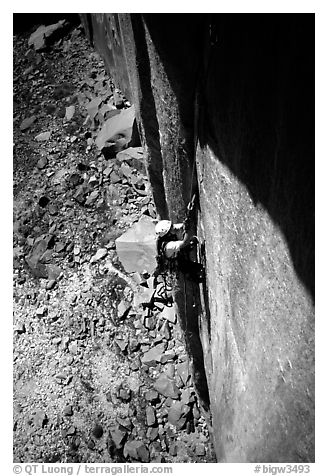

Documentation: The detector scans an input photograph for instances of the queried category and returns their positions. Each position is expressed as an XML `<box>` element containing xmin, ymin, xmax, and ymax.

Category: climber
<box><xmin>154</xmin><ymin>218</ymin><xmax>204</xmax><ymax>282</ymax></box>
<box><xmin>155</xmin><ymin>220</ymin><xmax>198</xmax><ymax>259</ymax></box>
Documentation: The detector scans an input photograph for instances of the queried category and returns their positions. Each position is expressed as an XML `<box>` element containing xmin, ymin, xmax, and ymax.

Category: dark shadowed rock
<box><xmin>92</xmin><ymin>423</ymin><xmax>104</xmax><ymax>439</ymax></box>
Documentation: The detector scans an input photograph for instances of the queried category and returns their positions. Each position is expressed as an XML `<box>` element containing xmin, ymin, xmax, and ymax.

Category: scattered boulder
<box><xmin>115</xmin><ymin>215</ymin><xmax>157</xmax><ymax>274</ymax></box>
<box><xmin>20</xmin><ymin>115</ymin><xmax>36</xmax><ymax>131</ymax></box>
<box><xmin>46</xmin><ymin>264</ymin><xmax>62</xmax><ymax>281</ymax></box>
<box><xmin>123</xmin><ymin>440</ymin><xmax>150</xmax><ymax>463</ymax></box>
<box><xmin>146</xmin><ymin>406</ymin><xmax>157</xmax><ymax>426</ymax></box>
<box><xmin>66</xmin><ymin>425</ymin><xmax>76</xmax><ymax>436</ymax></box>
<box><xmin>129</xmin><ymin>338</ymin><xmax>140</xmax><ymax>352</ymax></box>
<box><xmin>65</xmin><ymin>105</ymin><xmax>75</xmax><ymax>121</ymax></box>
<box><xmin>33</xmin><ymin>410</ymin><xmax>48</xmax><ymax>428</ymax></box>
<box><xmin>168</xmin><ymin>401</ymin><xmax>189</xmax><ymax>430</ymax></box>
<box><xmin>154</xmin><ymin>373</ymin><xmax>181</xmax><ymax>399</ymax></box>
<box><xmin>147</xmin><ymin>427</ymin><xmax>159</xmax><ymax>441</ymax></box>
<box><xmin>116</xmin><ymin>417</ymin><xmax>133</xmax><ymax>431</ymax></box>
<box><xmin>63</xmin><ymin>405</ymin><xmax>73</xmax><ymax>417</ymax></box>
<box><xmin>28</xmin><ymin>20</ymin><xmax>67</xmax><ymax>51</ymax></box>
<box><xmin>92</xmin><ymin>423</ymin><xmax>104</xmax><ymax>439</ymax></box>
<box><xmin>116</xmin><ymin>147</ymin><xmax>146</xmax><ymax>174</ymax></box>
<box><xmin>195</xmin><ymin>443</ymin><xmax>206</xmax><ymax>456</ymax></box>
<box><xmin>37</xmin><ymin>156</ymin><xmax>48</xmax><ymax>169</ymax></box>
<box><xmin>117</xmin><ymin>301</ymin><xmax>131</xmax><ymax>320</ymax></box>
<box><xmin>145</xmin><ymin>389</ymin><xmax>159</xmax><ymax>403</ymax></box>
<box><xmin>160</xmin><ymin>351</ymin><xmax>177</xmax><ymax>364</ymax></box>
<box><xmin>110</xmin><ymin>427</ymin><xmax>127</xmax><ymax>449</ymax></box>
<box><xmin>115</xmin><ymin>338</ymin><xmax>128</xmax><ymax>353</ymax></box>
<box><xmin>95</xmin><ymin>105</ymin><xmax>135</xmax><ymax>150</ymax></box>
<box><xmin>161</xmin><ymin>304</ymin><xmax>177</xmax><ymax>324</ymax></box>
<box><xmin>141</xmin><ymin>343</ymin><xmax>166</xmax><ymax>366</ymax></box>
<box><xmin>176</xmin><ymin>360</ymin><xmax>190</xmax><ymax>386</ymax></box>
<box><xmin>90</xmin><ymin>248</ymin><xmax>108</xmax><ymax>263</ymax></box>
<box><xmin>14</xmin><ymin>322</ymin><xmax>26</xmax><ymax>334</ymax></box>
<box><xmin>35</xmin><ymin>131</ymin><xmax>51</xmax><ymax>142</ymax></box>
<box><xmin>117</xmin><ymin>387</ymin><xmax>131</xmax><ymax>402</ymax></box>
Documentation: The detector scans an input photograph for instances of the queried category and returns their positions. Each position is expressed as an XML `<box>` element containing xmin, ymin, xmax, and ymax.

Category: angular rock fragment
<box><xmin>95</xmin><ymin>105</ymin><xmax>135</xmax><ymax>150</ymax></box>
<box><xmin>145</xmin><ymin>389</ymin><xmax>159</xmax><ymax>403</ymax></box>
<box><xmin>116</xmin><ymin>147</ymin><xmax>146</xmax><ymax>174</ymax></box>
<box><xmin>24</xmin><ymin>258</ymin><xmax>48</xmax><ymax>279</ymax></box>
<box><xmin>117</xmin><ymin>301</ymin><xmax>131</xmax><ymax>320</ymax></box>
<box><xmin>195</xmin><ymin>443</ymin><xmax>206</xmax><ymax>456</ymax></box>
<box><xmin>46</xmin><ymin>264</ymin><xmax>62</xmax><ymax>280</ymax></box>
<box><xmin>147</xmin><ymin>427</ymin><xmax>159</xmax><ymax>441</ymax></box>
<box><xmin>117</xmin><ymin>387</ymin><xmax>131</xmax><ymax>402</ymax></box>
<box><xmin>165</xmin><ymin>363</ymin><xmax>175</xmax><ymax>379</ymax></box>
<box><xmin>65</xmin><ymin>105</ymin><xmax>75</xmax><ymax>121</ymax></box>
<box><xmin>113</xmin><ymin>89</ymin><xmax>124</xmax><ymax>108</ymax></box>
<box><xmin>160</xmin><ymin>351</ymin><xmax>177</xmax><ymax>364</ymax></box>
<box><xmin>176</xmin><ymin>360</ymin><xmax>190</xmax><ymax>386</ymax></box>
<box><xmin>169</xmin><ymin>443</ymin><xmax>178</xmax><ymax>456</ymax></box>
<box><xmin>14</xmin><ymin>322</ymin><xmax>26</xmax><ymax>334</ymax></box>
<box><xmin>160</xmin><ymin>320</ymin><xmax>171</xmax><ymax>340</ymax></box>
<box><xmin>161</xmin><ymin>304</ymin><xmax>177</xmax><ymax>324</ymax></box>
<box><xmin>167</xmin><ymin>401</ymin><xmax>189</xmax><ymax>430</ymax></box>
<box><xmin>133</xmin><ymin>286</ymin><xmax>155</xmax><ymax>308</ymax></box>
<box><xmin>35</xmin><ymin>131</ymin><xmax>51</xmax><ymax>142</ymax></box>
<box><xmin>129</xmin><ymin>338</ymin><xmax>140</xmax><ymax>352</ymax></box>
<box><xmin>20</xmin><ymin>115</ymin><xmax>36</xmax><ymax>131</ymax></box>
<box><xmin>37</xmin><ymin>157</ymin><xmax>48</xmax><ymax>169</ymax></box>
<box><xmin>123</xmin><ymin>440</ymin><xmax>150</xmax><ymax>462</ymax></box>
<box><xmin>115</xmin><ymin>338</ymin><xmax>128</xmax><ymax>353</ymax></box>
<box><xmin>63</xmin><ymin>405</ymin><xmax>73</xmax><ymax>417</ymax></box>
<box><xmin>154</xmin><ymin>373</ymin><xmax>181</xmax><ymax>399</ymax></box>
<box><xmin>116</xmin><ymin>417</ymin><xmax>133</xmax><ymax>431</ymax></box>
<box><xmin>110</xmin><ymin>427</ymin><xmax>127</xmax><ymax>448</ymax></box>
<box><xmin>90</xmin><ymin>248</ymin><xmax>108</xmax><ymax>263</ymax></box>
<box><xmin>28</xmin><ymin>20</ymin><xmax>67</xmax><ymax>51</ymax></box>
<box><xmin>33</xmin><ymin>410</ymin><xmax>48</xmax><ymax>428</ymax></box>
<box><xmin>141</xmin><ymin>343</ymin><xmax>166</xmax><ymax>366</ymax></box>
<box><xmin>115</xmin><ymin>215</ymin><xmax>157</xmax><ymax>274</ymax></box>
<box><xmin>146</xmin><ymin>406</ymin><xmax>157</xmax><ymax>426</ymax></box>
<box><xmin>66</xmin><ymin>425</ymin><xmax>76</xmax><ymax>436</ymax></box>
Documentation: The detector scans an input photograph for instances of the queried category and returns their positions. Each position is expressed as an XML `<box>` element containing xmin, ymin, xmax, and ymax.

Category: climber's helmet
<box><xmin>155</xmin><ymin>220</ymin><xmax>172</xmax><ymax>238</ymax></box>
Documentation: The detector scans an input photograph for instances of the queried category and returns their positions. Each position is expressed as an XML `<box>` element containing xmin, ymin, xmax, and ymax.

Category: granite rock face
<box><xmin>83</xmin><ymin>13</ymin><xmax>314</xmax><ymax>463</ymax></box>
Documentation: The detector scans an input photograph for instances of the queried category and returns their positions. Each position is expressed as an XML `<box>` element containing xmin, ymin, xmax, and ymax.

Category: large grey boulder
<box><xmin>28</xmin><ymin>20</ymin><xmax>67</xmax><ymax>51</ymax></box>
<box><xmin>115</xmin><ymin>215</ymin><xmax>157</xmax><ymax>274</ymax></box>
<box><xmin>95</xmin><ymin>105</ymin><xmax>135</xmax><ymax>150</ymax></box>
